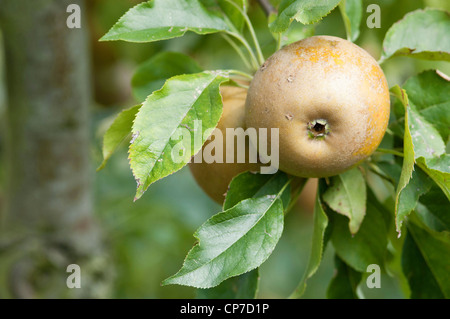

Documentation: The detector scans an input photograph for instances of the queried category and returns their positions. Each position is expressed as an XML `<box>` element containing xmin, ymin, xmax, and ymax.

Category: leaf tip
<box><xmin>133</xmin><ymin>186</ymin><xmax>142</xmax><ymax>202</ymax></box>
<box><xmin>396</xmin><ymin>220</ymin><xmax>403</xmax><ymax>238</ymax></box>
<box><xmin>98</xmin><ymin>33</ymin><xmax>114</xmax><ymax>42</ymax></box>
<box><xmin>96</xmin><ymin>162</ymin><xmax>106</xmax><ymax>172</ymax></box>
<box><xmin>133</xmin><ymin>188</ymin><xmax>143</xmax><ymax>202</ymax></box>
<box><xmin>160</xmin><ymin>278</ymin><xmax>171</xmax><ymax>286</ymax></box>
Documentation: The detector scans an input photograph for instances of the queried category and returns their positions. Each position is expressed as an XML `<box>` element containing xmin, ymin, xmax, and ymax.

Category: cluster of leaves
<box><xmin>98</xmin><ymin>0</ymin><xmax>450</xmax><ymax>298</ymax></box>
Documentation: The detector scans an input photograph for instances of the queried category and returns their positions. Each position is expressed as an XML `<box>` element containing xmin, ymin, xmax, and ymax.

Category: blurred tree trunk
<box><xmin>0</xmin><ymin>0</ymin><xmax>110</xmax><ymax>298</ymax></box>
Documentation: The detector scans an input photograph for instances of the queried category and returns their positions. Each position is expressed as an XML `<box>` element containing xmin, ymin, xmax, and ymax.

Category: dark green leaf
<box><xmin>402</xmin><ymin>231</ymin><xmax>445</xmax><ymax>298</ymax></box>
<box><xmin>162</xmin><ymin>195</ymin><xmax>284</xmax><ymax>288</ymax></box>
<box><xmin>367</xmin><ymin>186</ymin><xmax>393</xmax><ymax>232</ymax></box>
<box><xmin>396</xmin><ymin>168</ymin><xmax>433</xmax><ymax>234</ymax></box>
<box><xmin>327</xmin><ymin>255</ymin><xmax>362</xmax><ymax>299</ymax></box>
<box><xmin>289</xmin><ymin>179</ymin><xmax>329</xmax><ymax>298</ymax></box>
<box><xmin>375</xmin><ymin>160</ymin><xmax>402</xmax><ymax>186</ymax></box>
<box><xmin>224</xmin><ymin>171</ymin><xmax>290</xmax><ymax>210</ymax></box>
<box><xmin>132</xmin><ymin>52</ymin><xmax>202</xmax><ymax>102</ymax></box>
<box><xmin>194</xmin><ymin>172</ymin><xmax>289</xmax><ymax>294</ymax></box>
<box><xmin>402</xmin><ymin>215</ymin><xmax>450</xmax><ymax>298</ymax></box>
<box><xmin>224</xmin><ymin>172</ymin><xmax>273</xmax><ymax>210</ymax></box>
<box><xmin>420</xmin><ymin>185</ymin><xmax>450</xmax><ymax>230</ymax></box>
<box><xmin>196</xmin><ymin>268</ymin><xmax>259</xmax><ymax>299</ymax></box>
<box><xmin>331</xmin><ymin>196</ymin><xmax>388</xmax><ymax>273</ymax></box>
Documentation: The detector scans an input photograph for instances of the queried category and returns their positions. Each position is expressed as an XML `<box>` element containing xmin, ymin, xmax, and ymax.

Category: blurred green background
<box><xmin>1</xmin><ymin>0</ymin><xmax>449</xmax><ymax>298</ymax></box>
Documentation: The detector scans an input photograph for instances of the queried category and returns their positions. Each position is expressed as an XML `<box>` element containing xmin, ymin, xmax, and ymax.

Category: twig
<box><xmin>224</xmin><ymin>0</ymin><xmax>265</xmax><ymax>66</ymax></box>
<box><xmin>226</xmin><ymin>31</ymin><xmax>260</xmax><ymax>70</ymax></box>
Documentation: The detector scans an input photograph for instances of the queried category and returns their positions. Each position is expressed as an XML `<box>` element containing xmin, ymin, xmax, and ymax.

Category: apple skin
<box><xmin>296</xmin><ymin>178</ymin><xmax>318</xmax><ymax>215</ymax></box>
<box><xmin>245</xmin><ymin>36</ymin><xmax>390</xmax><ymax>178</ymax></box>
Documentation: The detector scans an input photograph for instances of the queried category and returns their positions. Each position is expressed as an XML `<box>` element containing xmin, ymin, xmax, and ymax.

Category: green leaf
<box><xmin>396</xmin><ymin>168</ymin><xmax>433</xmax><ymax>233</ymax></box>
<box><xmin>224</xmin><ymin>173</ymin><xmax>273</xmax><ymax>210</ymax></box>
<box><xmin>217</xmin><ymin>0</ymin><xmax>247</xmax><ymax>32</ymax></box>
<box><xmin>326</xmin><ymin>255</ymin><xmax>362</xmax><ymax>299</ymax></box>
<box><xmin>269</xmin><ymin>0</ymin><xmax>341</xmax><ymax>33</ymax></box>
<box><xmin>390</xmin><ymin>70</ymin><xmax>450</xmax><ymax>142</ymax></box>
<box><xmin>339</xmin><ymin>0</ymin><xmax>362</xmax><ymax>42</ymax></box>
<box><xmin>402</xmin><ymin>231</ymin><xmax>445</xmax><ymax>298</ymax></box>
<box><xmin>412</xmin><ymin>104</ymin><xmax>450</xmax><ymax>145</ymax></box>
<box><xmin>391</xmin><ymin>85</ymin><xmax>448</xmax><ymax>233</ymax></box>
<box><xmin>224</xmin><ymin>171</ymin><xmax>291</xmax><ymax>210</ymax></box>
<box><xmin>129</xmin><ymin>71</ymin><xmax>229</xmax><ymax>200</ymax></box>
<box><xmin>196</xmin><ymin>268</ymin><xmax>259</xmax><ymax>299</ymax></box>
<box><xmin>420</xmin><ymin>185</ymin><xmax>450</xmax><ymax>230</ymax></box>
<box><xmin>131</xmin><ymin>52</ymin><xmax>202</xmax><ymax>102</ymax></box>
<box><xmin>375</xmin><ymin>160</ymin><xmax>402</xmax><ymax>186</ymax></box>
<box><xmin>195</xmin><ymin>172</ymin><xmax>289</xmax><ymax>295</ymax></box>
<box><xmin>404</xmin><ymin>70</ymin><xmax>450</xmax><ymax>142</ymax></box>
<box><xmin>289</xmin><ymin>179</ymin><xmax>329</xmax><ymax>298</ymax></box>
<box><xmin>330</xmin><ymin>195</ymin><xmax>388</xmax><ymax>273</ymax></box>
<box><xmin>367</xmin><ymin>187</ymin><xmax>392</xmax><ymax>231</ymax></box>
<box><xmin>417</xmin><ymin>154</ymin><xmax>450</xmax><ymax>201</ymax></box>
<box><xmin>323</xmin><ymin>168</ymin><xmax>366</xmax><ymax>235</ymax></box>
<box><xmin>162</xmin><ymin>195</ymin><xmax>284</xmax><ymax>288</ymax></box>
<box><xmin>97</xmin><ymin>105</ymin><xmax>141</xmax><ymax>171</ymax></box>
<box><xmin>278</xmin><ymin>21</ymin><xmax>316</xmax><ymax>47</ymax></box>
<box><xmin>390</xmin><ymin>86</ymin><xmax>416</xmax><ymax>235</ymax></box>
<box><xmin>100</xmin><ymin>0</ymin><xmax>231</xmax><ymax>42</ymax></box>
<box><xmin>404</xmin><ymin>70</ymin><xmax>450</xmax><ymax>113</ymax></box>
<box><xmin>196</xmin><ymin>171</ymin><xmax>289</xmax><ymax>296</ymax></box>
<box><xmin>402</xmin><ymin>215</ymin><xmax>450</xmax><ymax>298</ymax></box>
<box><xmin>408</xmin><ymin>106</ymin><xmax>446</xmax><ymax>160</ymax></box>
<box><xmin>380</xmin><ymin>9</ymin><xmax>450</xmax><ymax>63</ymax></box>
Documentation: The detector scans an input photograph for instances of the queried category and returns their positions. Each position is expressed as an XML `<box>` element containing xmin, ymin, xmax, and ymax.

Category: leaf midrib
<box><xmin>178</xmin><ymin>198</ymin><xmax>280</xmax><ymax>277</ymax></box>
<box><xmin>132</xmin><ymin>74</ymin><xmax>220</xmax><ymax>192</ymax></box>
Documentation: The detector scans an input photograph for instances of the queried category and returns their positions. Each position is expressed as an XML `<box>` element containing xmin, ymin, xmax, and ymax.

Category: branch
<box><xmin>256</xmin><ymin>0</ymin><xmax>277</xmax><ymax>17</ymax></box>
